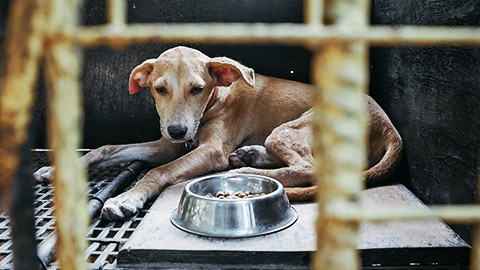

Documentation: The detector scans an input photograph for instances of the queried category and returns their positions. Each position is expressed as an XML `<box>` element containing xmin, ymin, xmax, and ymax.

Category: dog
<box><xmin>34</xmin><ymin>46</ymin><xmax>403</xmax><ymax>221</ymax></box>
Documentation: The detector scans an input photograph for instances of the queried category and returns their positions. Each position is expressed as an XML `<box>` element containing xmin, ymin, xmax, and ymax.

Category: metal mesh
<box><xmin>0</xmin><ymin>152</ymin><xmax>151</xmax><ymax>269</ymax></box>
<box><xmin>0</xmin><ymin>217</ymin><xmax>12</xmax><ymax>266</ymax></box>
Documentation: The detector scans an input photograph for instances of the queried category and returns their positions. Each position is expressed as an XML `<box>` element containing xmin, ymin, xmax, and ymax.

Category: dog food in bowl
<box><xmin>205</xmin><ymin>191</ymin><xmax>267</xmax><ymax>199</ymax></box>
<box><xmin>170</xmin><ymin>174</ymin><xmax>298</xmax><ymax>237</ymax></box>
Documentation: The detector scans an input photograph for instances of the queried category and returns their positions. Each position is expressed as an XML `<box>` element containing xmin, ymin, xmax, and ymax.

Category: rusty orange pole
<box><xmin>0</xmin><ymin>0</ymin><xmax>48</xmax><ymax>211</ymax></box>
<box><xmin>312</xmin><ymin>0</ymin><xmax>369</xmax><ymax>269</ymax></box>
<box><xmin>44</xmin><ymin>0</ymin><xmax>89</xmax><ymax>269</ymax></box>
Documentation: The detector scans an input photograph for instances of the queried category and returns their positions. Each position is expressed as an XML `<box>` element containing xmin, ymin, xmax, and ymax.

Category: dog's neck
<box><xmin>204</xmin><ymin>86</ymin><xmax>217</xmax><ymax>113</ymax></box>
<box><xmin>191</xmin><ymin>87</ymin><xmax>218</xmax><ymax>151</ymax></box>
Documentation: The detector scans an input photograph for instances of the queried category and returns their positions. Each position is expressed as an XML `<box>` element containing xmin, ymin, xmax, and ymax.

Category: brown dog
<box><xmin>34</xmin><ymin>46</ymin><xmax>402</xmax><ymax>221</ymax></box>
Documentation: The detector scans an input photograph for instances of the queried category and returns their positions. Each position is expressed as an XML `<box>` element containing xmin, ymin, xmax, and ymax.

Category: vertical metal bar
<box><xmin>323</xmin><ymin>0</ymin><xmax>369</xmax><ymax>25</ymax></box>
<box><xmin>107</xmin><ymin>0</ymin><xmax>127</xmax><ymax>26</ymax></box>
<box><xmin>312</xmin><ymin>0</ymin><xmax>369</xmax><ymax>269</ymax></box>
<box><xmin>44</xmin><ymin>0</ymin><xmax>89</xmax><ymax>269</ymax></box>
<box><xmin>305</xmin><ymin>0</ymin><xmax>323</xmax><ymax>25</ymax></box>
<box><xmin>0</xmin><ymin>0</ymin><xmax>47</xmax><ymax>211</ymax></box>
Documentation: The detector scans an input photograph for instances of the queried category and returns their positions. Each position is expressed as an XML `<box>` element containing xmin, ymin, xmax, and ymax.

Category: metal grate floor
<box><xmin>0</xmin><ymin>152</ymin><xmax>152</xmax><ymax>270</ymax></box>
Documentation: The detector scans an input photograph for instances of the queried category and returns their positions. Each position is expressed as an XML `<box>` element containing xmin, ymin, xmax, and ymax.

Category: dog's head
<box><xmin>129</xmin><ymin>46</ymin><xmax>255</xmax><ymax>143</ymax></box>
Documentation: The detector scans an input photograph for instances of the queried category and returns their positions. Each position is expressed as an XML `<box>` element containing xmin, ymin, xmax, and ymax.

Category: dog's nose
<box><xmin>167</xmin><ymin>125</ymin><xmax>188</xmax><ymax>139</ymax></box>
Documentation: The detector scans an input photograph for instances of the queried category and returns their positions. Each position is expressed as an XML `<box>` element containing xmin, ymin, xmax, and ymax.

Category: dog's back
<box><xmin>229</xmin><ymin>74</ymin><xmax>313</xmax><ymax>146</ymax></box>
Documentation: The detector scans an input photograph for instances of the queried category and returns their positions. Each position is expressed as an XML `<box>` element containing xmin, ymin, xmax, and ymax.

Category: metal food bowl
<box><xmin>170</xmin><ymin>174</ymin><xmax>298</xmax><ymax>238</ymax></box>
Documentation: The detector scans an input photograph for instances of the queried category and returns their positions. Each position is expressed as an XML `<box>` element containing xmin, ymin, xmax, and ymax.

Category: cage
<box><xmin>0</xmin><ymin>0</ymin><xmax>480</xmax><ymax>269</ymax></box>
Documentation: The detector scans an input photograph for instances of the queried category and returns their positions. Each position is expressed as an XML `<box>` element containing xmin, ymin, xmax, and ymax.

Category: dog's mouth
<box><xmin>166</xmin><ymin>137</ymin><xmax>190</xmax><ymax>144</ymax></box>
<box><xmin>162</xmin><ymin>132</ymin><xmax>192</xmax><ymax>143</ymax></box>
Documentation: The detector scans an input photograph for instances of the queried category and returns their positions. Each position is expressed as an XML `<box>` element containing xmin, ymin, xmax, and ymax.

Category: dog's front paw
<box><xmin>101</xmin><ymin>196</ymin><xmax>143</xmax><ymax>221</ymax></box>
<box><xmin>33</xmin><ymin>166</ymin><xmax>55</xmax><ymax>182</ymax></box>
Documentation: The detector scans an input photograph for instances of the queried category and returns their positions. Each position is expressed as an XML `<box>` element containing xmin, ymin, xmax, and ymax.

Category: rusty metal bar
<box><xmin>43</xmin><ymin>0</ymin><xmax>89</xmax><ymax>269</ymax></box>
<box><xmin>305</xmin><ymin>0</ymin><xmax>323</xmax><ymax>25</ymax></box>
<box><xmin>312</xmin><ymin>0</ymin><xmax>368</xmax><ymax>269</ymax></box>
<box><xmin>312</xmin><ymin>44</ymin><xmax>367</xmax><ymax>269</ymax></box>
<box><xmin>0</xmin><ymin>0</ymin><xmax>48</xmax><ymax>211</ymax></box>
<box><xmin>473</xmin><ymin>229</ymin><xmax>480</xmax><ymax>270</ymax></box>
<box><xmin>106</xmin><ymin>0</ymin><xmax>127</xmax><ymax>27</ymax></box>
<box><xmin>72</xmin><ymin>24</ymin><xmax>480</xmax><ymax>48</ymax></box>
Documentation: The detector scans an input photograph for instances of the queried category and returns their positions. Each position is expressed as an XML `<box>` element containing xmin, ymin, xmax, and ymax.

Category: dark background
<box><xmin>369</xmin><ymin>0</ymin><xmax>480</xmax><ymax>243</ymax></box>
<box><xmin>1</xmin><ymin>0</ymin><xmax>479</xmax><ymax>243</ymax></box>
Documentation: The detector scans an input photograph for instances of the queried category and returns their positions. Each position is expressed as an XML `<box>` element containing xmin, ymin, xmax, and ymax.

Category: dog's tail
<box><xmin>286</xmin><ymin>186</ymin><xmax>317</xmax><ymax>201</ymax></box>
<box><xmin>285</xmin><ymin>132</ymin><xmax>403</xmax><ymax>202</ymax></box>
<box><xmin>363</xmin><ymin>129</ymin><xmax>403</xmax><ymax>185</ymax></box>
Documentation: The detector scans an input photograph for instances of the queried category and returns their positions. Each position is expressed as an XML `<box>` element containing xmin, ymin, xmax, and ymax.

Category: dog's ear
<box><xmin>208</xmin><ymin>57</ymin><xmax>255</xmax><ymax>87</ymax></box>
<box><xmin>129</xmin><ymin>59</ymin><xmax>156</xmax><ymax>94</ymax></box>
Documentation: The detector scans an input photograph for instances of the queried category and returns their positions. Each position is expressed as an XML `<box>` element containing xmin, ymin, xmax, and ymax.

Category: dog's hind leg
<box><xmin>228</xmin><ymin>164</ymin><xmax>313</xmax><ymax>189</ymax></box>
<box><xmin>227</xmin><ymin>165</ymin><xmax>315</xmax><ymax>201</ymax></box>
<box><xmin>229</xmin><ymin>109</ymin><xmax>313</xmax><ymax>169</ymax></box>
<box><xmin>228</xmin><ymin>110</ymin><xmax>316</xmax><ymax>200</ymax></box>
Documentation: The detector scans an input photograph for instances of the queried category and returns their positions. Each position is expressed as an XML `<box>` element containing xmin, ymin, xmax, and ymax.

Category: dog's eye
<box><xmin>190</xmin><ymin>87</ymin><xmax>204</xmax><ymax>95</ymax></box>
<box><xmin>155</xmin><ymin>87</ymin><xmax>167</xmax><ymax>94</ymax></box>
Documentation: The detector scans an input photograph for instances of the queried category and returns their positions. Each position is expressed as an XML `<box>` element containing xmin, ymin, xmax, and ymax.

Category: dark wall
<box><xmin>369</xmin><ymin>0</ymin><xmax>480</xmax><ymax>242</ymax></box>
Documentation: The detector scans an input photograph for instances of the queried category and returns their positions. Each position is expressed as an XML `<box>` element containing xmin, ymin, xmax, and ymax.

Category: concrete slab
<box><xmin>117</xmin><ymin>180</ymin><xmax>469</xmax><ymax>269</ymax></box>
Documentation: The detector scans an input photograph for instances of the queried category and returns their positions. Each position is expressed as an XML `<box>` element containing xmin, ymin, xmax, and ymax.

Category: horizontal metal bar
<box><xmin>73</xmin><ymin>23</ymin><xmax>480</xmax><ymax>48</ymax></box>
<box><xmin>328</xmin><ymin>200</ymin><xmax>480</xmax><ymax>223</ymax></box>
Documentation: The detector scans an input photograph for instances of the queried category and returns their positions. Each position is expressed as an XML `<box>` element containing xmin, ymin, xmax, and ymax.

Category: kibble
<box><xmin>206</xmin><ymin>190</ymin><xmax>266</xmax><ymax>199</ymax></box>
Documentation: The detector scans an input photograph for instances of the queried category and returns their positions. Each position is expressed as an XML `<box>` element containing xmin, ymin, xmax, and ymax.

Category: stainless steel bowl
<box><xmin>170</xmin><ymin>174</ymin><xmax>298</xmax><ymax>238</ymax></box>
